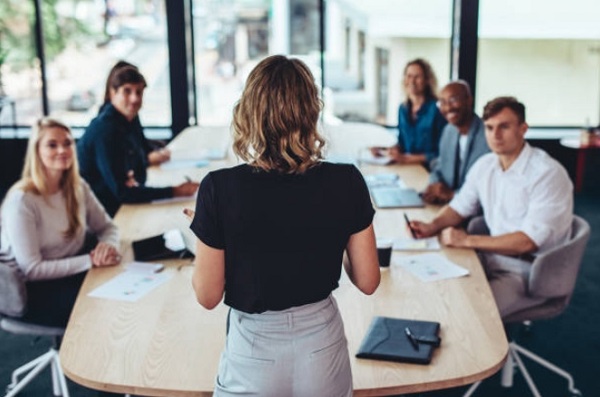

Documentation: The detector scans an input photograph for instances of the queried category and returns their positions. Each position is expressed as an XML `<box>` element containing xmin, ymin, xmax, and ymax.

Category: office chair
<box><xmin>463</xmin><ymin>215</ymin><xmax>590</xmax><ymax>397</ymax></box>
<box><xmin>0</xmin><ymin>259</ymin><xmax>71</xmax><ymax>397</ymax></box>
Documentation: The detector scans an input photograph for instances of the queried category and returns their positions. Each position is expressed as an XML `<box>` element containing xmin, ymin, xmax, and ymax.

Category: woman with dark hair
<box><xmin>371</xmin><ymin>58</ymin><xmax>447</xmax><ymax>166</ymax></box>
<box><xmin>78</xmin><ymin>65</ymin><xmax>199</xmax><ymax>216</ymax></box>
<box><xmin>188</xmin><ymin>55</ymin><xmax>380</xmax><ymax>396</ymax></box>
<box><xmin>0</xmin><ymin>118</ymin><xmax>119</xmax><ymax>327</ymax></box>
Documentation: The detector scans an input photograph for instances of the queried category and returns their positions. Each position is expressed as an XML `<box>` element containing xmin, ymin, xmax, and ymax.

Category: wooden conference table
<box><xmin>60</xmin><ymin>123</ymin><xmax>507</xmax><ymax>396</ymax></box>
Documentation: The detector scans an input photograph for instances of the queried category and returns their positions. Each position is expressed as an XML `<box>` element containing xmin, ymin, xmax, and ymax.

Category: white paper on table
<box><xmin>393</xmin><ymin>237</ymin><xmax>441</xmax><ymax>251</ymax></box>
<box><xmin>395</xmin><ymin>253</ymin><xmax>469</xmax><ymax>282</ymax></box>
<box><xmin>364</xmin><ymin>173</ymin><xmax>407</xmax><ymax>189</ymax></box>
<box><xmin>170</xmin><ymin>148</ymin><xmax>227</xmax><ymax>161</ymax></box>
<box><xmin>160</xmin><ymin>159</ymin><xmax>210</xmax><ymax>170</ymax></box>
<box><xmin>88</xmin><ymin>263</ymin><xmax>173</xmax><ymax>302</ymax></box>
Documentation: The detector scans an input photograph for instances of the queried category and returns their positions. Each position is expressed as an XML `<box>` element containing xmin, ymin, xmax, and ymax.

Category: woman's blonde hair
<box><xmin>232</xmin><ymin>55</ymin><xmax>325</xmax><ymax>174</ymax></box>
<box><xmin>15</xmin><ymin>117</ymin><xmax>82</xmax><ymax>238</ymax></box>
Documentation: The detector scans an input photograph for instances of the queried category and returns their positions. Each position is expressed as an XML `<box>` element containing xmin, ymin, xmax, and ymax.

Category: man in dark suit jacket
<box><xmin>421</xmin><ymin>81</ymin><xmax>490</xmax><ymax>204</ymax></box>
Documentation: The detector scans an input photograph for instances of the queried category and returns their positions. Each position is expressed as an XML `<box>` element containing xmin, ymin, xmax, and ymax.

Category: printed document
<box><xmin>396</xmin><ymin>253</ymin><xmax>469</xmax><ymax>282</ymax></box>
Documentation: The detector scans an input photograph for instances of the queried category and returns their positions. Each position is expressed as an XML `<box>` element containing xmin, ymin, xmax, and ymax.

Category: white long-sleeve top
<box><xmin>0</xmin><ymin>180</ymin><xmax>119</xmax><ymax>280</ymax></box>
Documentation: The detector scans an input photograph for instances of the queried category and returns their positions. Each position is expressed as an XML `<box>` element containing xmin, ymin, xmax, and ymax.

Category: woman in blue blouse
<box><xmin>372</xmin><ymin>58</ymin><xmax>446</xmax><ymax>167</ymax></box>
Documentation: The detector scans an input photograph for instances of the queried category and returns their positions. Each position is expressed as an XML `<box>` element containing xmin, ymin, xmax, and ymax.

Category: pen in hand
<box><xmin>403</xmin><ymin>213</ymin><xmax>418</xmax><ymax>239</ymax></box>
<box><xmin>184</xmin><ymin>175</ymin><xmax>192</xmax><ymax>183</ymax></box>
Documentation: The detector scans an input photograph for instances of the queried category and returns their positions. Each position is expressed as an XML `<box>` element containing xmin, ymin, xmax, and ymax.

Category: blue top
<box><xmin>397</xmin><ymin>98</ymin><xmax>447</xmax><ymax>162</ymax></box>
<box><xmin>77</xmin><ymin>104</ymin><xmax>172</xmax><ymax>216</ymax></box>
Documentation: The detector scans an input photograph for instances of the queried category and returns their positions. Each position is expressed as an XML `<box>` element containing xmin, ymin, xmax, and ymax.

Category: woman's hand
<box><xmin>173</xmin><ymin>181</ymin><xmax>200</xmax><ymax>197</ymax></box>
<box><xmin>183</xmin><ymin>208</ymin><xmax>195</xmax><ymax>221</ymax></box>
<box><xmin>148</xmin><ymin>148</ymin><xmax>172</xmax><ymax>165</ymax></box>
<box><xmin>90</xmin><ymin>242</ymin><xmax>121</xmax><ymax>267</ymax></box>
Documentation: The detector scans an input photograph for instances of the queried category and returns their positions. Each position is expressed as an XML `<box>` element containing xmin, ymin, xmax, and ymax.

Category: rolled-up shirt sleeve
<box><xmin>519</xmin><ymin>167</ymin><xmax>573</xmax><ymax>250</ymax></box>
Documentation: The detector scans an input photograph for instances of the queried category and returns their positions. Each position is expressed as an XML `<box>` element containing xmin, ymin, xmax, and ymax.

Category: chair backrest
<box><xmin>0</xmin><ymin>257</ymin><xmax>27</xmax><ymax>318</ymax></box>
<box><xmin>504</xmin><ymin>215</ymin><xmax>591</xmax><ymax>324</ymax></box>
<box><xmin>528</xmin><ymin>215</ymin><xmax>590</xmax><ymax>299</ymax></box>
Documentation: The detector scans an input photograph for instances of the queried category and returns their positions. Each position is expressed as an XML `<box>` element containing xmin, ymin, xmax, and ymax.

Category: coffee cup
<box><xmin>376</xmin><ymin>238</ymin><xmax>393</xmax><ymax>267</ymax></box>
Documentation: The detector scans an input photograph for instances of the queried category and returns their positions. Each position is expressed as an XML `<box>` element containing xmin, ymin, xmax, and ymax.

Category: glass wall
<box><xmin>192</xmin><ymin>0</ymin><xmax>321</xmax><ymax>126</ymax></box>
<box><xmin>477</xmin><ymin>0</ymin><xmax>600</xmax><ymax>126</ymax></box>
<box><xmin>0</xmin><ymin>1</ymin><xmax>42</xmax><ymax>131</ymax></box>
<box><xmin>41</xmin><ymin>0</ymin><xmax>171</xmax><ymax>127</ymax></box>
<box><xmin>191</xmin><ymin>0</ymin><xmax>452</xmax><ymax>127</ymax></box>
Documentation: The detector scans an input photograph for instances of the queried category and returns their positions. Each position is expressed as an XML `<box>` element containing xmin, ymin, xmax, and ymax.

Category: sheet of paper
<box><xmin>160</xmin><ymin>159</ymin><xmax>209</xmax><ymax>170</ymax></box>
<box><xmin>364</xmin><ymin>173</ymin><xmax>407</xmax><ymax>189</ymax></box>
<box><xmin>393</xmin><ymin>237</ymin><xmax>441</xmax><ymax>251</ymax></box>
<box><xmin>395</xmin><ymin>253</ymin><xmax>469</xmax><ymax>282</ymax></box>
<box><xmin>88</xmin><ymin>265</ymin><xmax>173</xmax><ymax>302</ymax></box>
<box><xmin>170</xmin><ymin>148</ymin><xmax>227</xmax><ymax>161</ymax></box>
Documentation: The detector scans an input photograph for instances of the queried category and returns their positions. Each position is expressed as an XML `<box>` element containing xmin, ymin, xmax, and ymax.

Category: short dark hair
<box><xmin>104</xmin><ymin>61</ymin><xmax>138</xmax><ymax>103</ymax></box>
<box><xmin>482</xmin><ymin>96</ymin><xmax>526</xmax><ymax>123</ymax></box>
<box><xmin>108</xmin><ymin>65</ymin><xmax>146</xmax><ymax>93</ymax></box>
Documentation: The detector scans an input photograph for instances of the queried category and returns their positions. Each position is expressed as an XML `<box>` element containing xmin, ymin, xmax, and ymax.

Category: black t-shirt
<box><xmin>190</xmin><ymin>162</ymin><xmax>374</xmax><ymax>313</ymax></box>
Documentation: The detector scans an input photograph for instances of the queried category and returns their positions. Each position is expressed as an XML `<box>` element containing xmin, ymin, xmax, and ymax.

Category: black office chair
<box><xmin>0</xmin><ymin>258</ymin><xmax>71</xmax><ymax>397</ymax></box>
<box><xmin>463</xmin><ymin>215</ymin><xmax>590</xmax><ymax>397</ymax></box>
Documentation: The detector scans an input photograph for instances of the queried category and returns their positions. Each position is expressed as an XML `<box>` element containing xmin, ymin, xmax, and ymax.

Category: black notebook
<box><xmin>132</xmin><ymin>229</ymin><xmax>193</xmax><ymax>261</ymax></box>
<box><xmin>356</xmin><ymin>316</ymin><xmax>441</xmax><ymax>365</ymax></box>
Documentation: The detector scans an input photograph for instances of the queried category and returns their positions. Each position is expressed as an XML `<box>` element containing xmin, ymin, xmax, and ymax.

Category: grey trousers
<box><xmin>479</xmin><ymin>252</ymin><xmax>547</xmax><ymax>319</ymax></box>
<box><xmin>213</xmin><ymin>295</ymin><xmax>352</xmax><ymax>397</ymax></box>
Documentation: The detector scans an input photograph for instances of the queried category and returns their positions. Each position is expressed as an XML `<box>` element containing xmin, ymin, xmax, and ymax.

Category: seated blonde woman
<box><xmin>0</xmin><ymin>117</ymin><xmax>120</xmax><ymax>327</ymax></box>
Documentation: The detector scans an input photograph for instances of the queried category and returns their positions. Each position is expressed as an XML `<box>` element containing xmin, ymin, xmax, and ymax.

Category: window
<box><xmin>324</xmin><ymin>0</ymin><xmax>452</xmax><ymax>124</ymax></box>
<box><xmin>192</xmin><ymin>0</ymin><xmax>320</xmax><ymax>126</ymax></box>
<box><xmin>0</xmin><ymin>1</ymin><xmax>42</xmax><ymax>131</ymax></box>
<box><xmin>477</xmin><ymin>0</ymin><xmax>600</xmax><ymax>126</ymax></box>
<box><xmin>42</xmin><ymin>0</ymin><xmax>171</xmax><ymax>127</ymax></box>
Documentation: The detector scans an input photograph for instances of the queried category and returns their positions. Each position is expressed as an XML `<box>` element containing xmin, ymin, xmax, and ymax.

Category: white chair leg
<box><xmin>462</xmin><ymin>380</ymin><xmax>481</xmax><ymax>397</ymax></box>
<box><xmin>511</xmin><ymin>345</ymin><xmax>542</xmax><ymax>397</ymax></box>
<box><xmin>500</xmin><ymin>348</ymin><xmax>515</xmax><ymax>387</ymax></box>
<box><xmin>5</xmin><ymin>350</ymin><xmax>55</xmax><ymax>397</ymax></box>
<box><xmin>50</xmin><ymin>350</ymin><xmax>70</xmax><ymax>397</ymax></box>
<box><xmin>511</xmin><ymin>342</ymin><xmax>581</xmax><ymax>396</ymax></box>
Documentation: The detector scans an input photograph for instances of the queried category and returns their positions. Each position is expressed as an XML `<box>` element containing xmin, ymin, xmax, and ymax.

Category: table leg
<box><xmin>575</xmin><ymin>149</ymin><xmax>586</xmax><ymax>193</ymax></box>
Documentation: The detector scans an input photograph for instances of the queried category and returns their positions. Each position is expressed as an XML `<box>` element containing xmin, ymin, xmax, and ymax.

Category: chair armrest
<box><xmin>0</xmin><ymin>259</ymin><xmax>27</xmax><ymax>317</ymax></box>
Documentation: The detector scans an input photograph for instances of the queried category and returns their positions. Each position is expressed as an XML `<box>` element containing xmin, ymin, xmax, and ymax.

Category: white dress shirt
<box><xmin>449</xmin><ymin>143</ymin><xmax>573</xmax><ymax>254</ymax></box>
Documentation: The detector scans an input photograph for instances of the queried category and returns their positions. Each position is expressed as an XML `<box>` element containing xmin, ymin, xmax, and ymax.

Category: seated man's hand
<box><xmin>410</xmin><ymin>220</ymin><xmax>438</xmax><ymax>238</ymax></box>
<box><xmin>421</xmin><ymin>182</ymin><xmax>454</xmax><ymax>205</ymax></box>
<box><xmin>440</xmin><ymin>227</ymin><xmax>468</xmax><ymax>248</ymax></box>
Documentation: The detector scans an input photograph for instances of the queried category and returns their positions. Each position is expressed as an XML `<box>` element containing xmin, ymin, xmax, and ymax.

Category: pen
<box><xmin>184</xmin><ymin>175</ymin><xmax>192</xmax><ymax>183</ymax></box>
<box><xmin>404</xmin><ymin>327</ymin><xmax>419</xmax><ymax>350</ymax></box>
<box><xmin>403</xmin><ymin>213</ymin><xmax>417</xmax><ymax>239</ymax></box>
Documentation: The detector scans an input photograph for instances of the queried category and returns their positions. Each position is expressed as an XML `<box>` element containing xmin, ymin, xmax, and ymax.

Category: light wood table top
<box><xmin>60</xmin><ymin>123</ymin><xmax>507</xmax><ymax>396</ymax></box>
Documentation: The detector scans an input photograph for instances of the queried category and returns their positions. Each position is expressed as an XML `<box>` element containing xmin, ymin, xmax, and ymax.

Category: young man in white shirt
<box><xmin>409</xmin><ymin>96</ymin><xmax>573</xmax><ymax>318</ymax></box>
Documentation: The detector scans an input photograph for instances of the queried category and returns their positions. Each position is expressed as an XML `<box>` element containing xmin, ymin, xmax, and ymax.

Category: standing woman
<box><xmin>189</xmin><ymin>55</ymin><xmax>380</xmax><ymax>396</ymax></box>
<box><xmin>371</xmin><ymin>58</ymin><xmax>447</xmax><ymax>166</ymax></box>
<box><xmin>78</xmin><ymin>65</ymin><xmax>199</xmax><ymax>216</ymax></box>
<box><xmin>0</xmin><ymin>118</ymin><xmax>120</xmax><ymax>327</ymax></box>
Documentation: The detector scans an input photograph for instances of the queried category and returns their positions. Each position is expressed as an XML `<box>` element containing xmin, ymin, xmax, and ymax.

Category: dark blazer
<box><xmin>77</xmin><ymin>104</ymin><xmax>172</xmax><ymax>216</ymax></box>
<box><xmin>429</xmin><ymin>114</ymin><xmax>489</xmax><ymax>190</ymax></box>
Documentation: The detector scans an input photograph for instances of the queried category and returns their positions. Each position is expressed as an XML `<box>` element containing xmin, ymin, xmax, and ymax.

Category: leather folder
<box><xmin>132</xmin><ymin>229</ymin><xmax>193</xmax><ymax>261</ymax></box>
<box><xmin>356</xmin><ymin>316</ymin><xmax>441</xmax><ymax>365</ymax></box>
